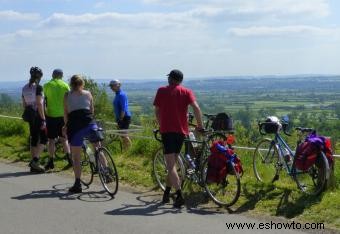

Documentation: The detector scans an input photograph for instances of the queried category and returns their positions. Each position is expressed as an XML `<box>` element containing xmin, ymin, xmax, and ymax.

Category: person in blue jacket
<box><xmin>109</xmin><ymin>79</ymin><xmax>132</xmax><ymax>149</ymax></box>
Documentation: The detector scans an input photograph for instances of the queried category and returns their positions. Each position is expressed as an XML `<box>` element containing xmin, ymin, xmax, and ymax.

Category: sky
<box><xmin>0</xmin><ymin>0</ymin><xmax>340</xmax><ymax>81</ymax></box>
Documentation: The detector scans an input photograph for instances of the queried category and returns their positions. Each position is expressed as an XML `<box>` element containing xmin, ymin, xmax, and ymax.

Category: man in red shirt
<box><xmin>153</xmin><ymin>69</ymin><xmax>203</xmax><ymax>208</ymax></box>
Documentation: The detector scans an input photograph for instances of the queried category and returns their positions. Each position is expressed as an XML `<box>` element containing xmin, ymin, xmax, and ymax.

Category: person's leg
<box><xmin>119</xmin><ymin>117</ymin><xmax>132</xmax><ymax>150</ymax></box>
<box><xmin>71</xmin><ymin>146</ymin><xmax>82</xmax><ymax>180</ymax></box>
<box><xmin>68</xmin><ymin>145</ymin><xmax>82</xmax><ymax>193</ymax></box>
<box><xmin>56</xmin><ymin>117</ymin><xmax>72</xmax><ymax>165</ymax></box>
<box><xmin>165</xmin><ymin>153</ymin><xmax>181</xmax><ymax>190</ymax></box>
<box><xmin>61</xmin><ymin>137</ymin><xmax>72</xmax><ymax>166</ymax></box>
<box><xmin>48</xmin><ymin>138</ymin><xmax>56</xmax><ymax>159</ymax></box>
<box><xmin>121</xmin><ymin>134</ymin><xmax>132</xmax><ymax>150</ymax></box>
<box><xmin>29</xmin><ymin>121</ymin><xmax>45</xmax><ymax>173</ymax></box>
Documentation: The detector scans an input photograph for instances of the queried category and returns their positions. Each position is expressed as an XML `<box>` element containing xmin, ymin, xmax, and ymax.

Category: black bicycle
<box><xmin>152</xmin><ymin>126</ymin><xmax>241</xmax><ymax>207</ymax></box>
<box><xmin>80</xmin><ymin>128</ymin><xmax>119</xmax><ymax>197</ymax></box>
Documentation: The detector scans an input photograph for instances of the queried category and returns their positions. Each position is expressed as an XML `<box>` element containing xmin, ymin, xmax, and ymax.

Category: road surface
<box><xmin>0</xmin><ymin>162</ymin><xmax>333</xmax><ymax>234</ymax></box>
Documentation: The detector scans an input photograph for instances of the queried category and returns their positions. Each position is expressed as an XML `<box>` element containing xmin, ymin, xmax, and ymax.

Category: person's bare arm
<box><xmin>89</xmin><ymin>92</ymin><xmax>94</xmax><ymax>114</ymax></box>
<box><xmin>154</xmin><ymin>106</ymin><xmax>160</xmax><ymax>126</ymax></box>
<box><xmin>63</xmin><ymin>93</ymin><xmax>68</xmax><ymax>125</ymax></box>
<box><xmin>36</xmin><ymin>95</ymin><xmax>45</xmax><ymax>120</ymax></box>
<box><xmin>190</xmin><ymin>101</ymin><xmax>203</xmax><ymax>129</ymax></box>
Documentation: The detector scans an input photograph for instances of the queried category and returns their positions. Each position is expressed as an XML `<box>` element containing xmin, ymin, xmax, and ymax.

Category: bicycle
<box><xmin>152</xmin><ymin>126</ymin><xmax>241</xmax><ymax>207</ymax></box>
<box><xmin>80</xmin><ymin>128</ymin><xmax>119</xmax><ymax>197</ymax></box>
<box><xmin>253</xmin><ymin>116</ymin><xmax>329</xmax><ymax>196</ymax></box>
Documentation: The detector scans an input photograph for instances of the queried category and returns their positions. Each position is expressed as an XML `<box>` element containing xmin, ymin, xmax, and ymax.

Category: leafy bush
<box><xmin>0</xmin><ymin>119</ymin><xmax>27</xmax><ymax>136</ymax></box>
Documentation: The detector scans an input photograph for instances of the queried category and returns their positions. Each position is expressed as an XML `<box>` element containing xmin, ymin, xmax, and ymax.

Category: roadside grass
<box><xmin>1</xmin><ymin>125</ymin><xmax>339</xmax><ymax>230</ymax></box>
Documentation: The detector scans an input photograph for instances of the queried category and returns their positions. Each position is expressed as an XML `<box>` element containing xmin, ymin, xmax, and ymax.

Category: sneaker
<box><xmin>68</xmin><ymin>184</ymin><xmax>82</xmax><ymax>193</ymax></box>
<box><xmin>29</xmin><ymin>160</ymin><xmax>45</xmax><ymax>173</ymax></box>
<box><xmin>173</xmin><ymin>195</ymin><xmax>185</xmax><ymax>208</ymax></box>
<box><xmin>162</xmin><ymin>192</ymin><xmax>170</xmax><ymax>204</ymax></box>
<box><xmin>44</xmin><ymin>159</ymin><xmax>54</xmax><ymax>171</ymax></box>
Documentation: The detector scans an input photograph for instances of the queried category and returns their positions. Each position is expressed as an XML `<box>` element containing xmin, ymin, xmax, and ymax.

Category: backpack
<box><xmin>211</xmin><ymin>113</ymin><xmax>233</xmax><ymax>131</ymax></box>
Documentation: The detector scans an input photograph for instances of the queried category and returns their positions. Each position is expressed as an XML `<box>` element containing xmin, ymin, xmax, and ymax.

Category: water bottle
<box><xmin>185</xmin><ymin>154</ymin><xmax>196</xmax><ymax>169</ymax></box>
<box><xmin>189</xmin><ymin>131</ymin><xmax>198</xmax><ymax>148</ymax></box>
<box><xmin>86</xmin><ymin>145</ymin><xmax>95</xmax><ymax>163</ymax></box>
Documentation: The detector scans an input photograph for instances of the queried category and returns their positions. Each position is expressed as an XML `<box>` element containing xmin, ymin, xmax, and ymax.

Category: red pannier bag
<box><xmin>324</xmin><ymin>137</ymin><xmax>334</xmax><ymax>168</ymax></box>
<box><xmin>206</xmin><ymin>141</ymin><xmax>227</xmax><ymax>183</ymax></box>
<box><xmin>295</xmin><ymin>141</ymin><xmax>319</xmax><ymax>171</ymax></box>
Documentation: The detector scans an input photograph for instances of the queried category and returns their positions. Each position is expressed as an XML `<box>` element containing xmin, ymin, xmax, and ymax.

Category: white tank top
<box><xmin>22</xmin><ymin>83</ymin><xmax>37</xmax><ymax>109</ymax></box>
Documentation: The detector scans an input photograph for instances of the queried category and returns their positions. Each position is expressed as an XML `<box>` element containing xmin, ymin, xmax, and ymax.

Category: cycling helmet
<box><xmin>30</xmin><ymin>66</ymin><xmax>43</xmax><ymax>77</ymax></box>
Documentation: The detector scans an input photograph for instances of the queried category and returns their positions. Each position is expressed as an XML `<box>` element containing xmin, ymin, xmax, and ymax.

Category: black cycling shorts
<box><xmin>117</xmin><ymin>116</ymin><xmax>131</xmax><ymax>130</ymax></box>
<box><xmin>46</xmin><ymin>116</ymin><xmax>65</xmax><ymax>139</ymax></box>
<box><xmin>161</xmin><ymin>132</ymin><xmax>185</xmax><ymax>154</ymax></box>
<box><xmin>28</xmin><ymin>116</ymin><xmax>47</xmax><ymax>147</ymax></box>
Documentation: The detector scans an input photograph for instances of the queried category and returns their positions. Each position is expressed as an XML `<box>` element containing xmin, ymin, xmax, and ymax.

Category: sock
<box><xmin>176</xmin><ymin>189</ymin><xmax>182</xmax><ymax>198</ymax></box>
<box><xmin>75</xmin><ymin>178</ymin><xmax>81</xmax><ymax>186</ymax></box>
<box><xmin>165</xmin><ymin>186</ymin><xmax>171</xmax><ymax>194</ymax></box>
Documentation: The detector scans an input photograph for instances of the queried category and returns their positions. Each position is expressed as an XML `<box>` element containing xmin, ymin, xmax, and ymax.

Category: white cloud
<box><xmin>0</xmin><ymin>10</ymin><xmax>40</xmax><ymax>21</ymax></box>
<box><xmin>143</xmin><ymin>0</ymin><xmax>330</xmax><ymax>18</ymax></box>
<box><xmin>38</xmin><ymin>12</ymin><xmax>203</xmax><ymax>29</ymax></box>
<box><xmin>229</xmin><ymin>25</ymin><xmax>340</xmax><ymax>37</ymax></box>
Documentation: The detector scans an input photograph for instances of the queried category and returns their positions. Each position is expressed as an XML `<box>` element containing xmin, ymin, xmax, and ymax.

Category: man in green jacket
<box><xmin>43</xmin><ymin>69</ymin><xmax>72</xmax><ymax>170</ymax></box>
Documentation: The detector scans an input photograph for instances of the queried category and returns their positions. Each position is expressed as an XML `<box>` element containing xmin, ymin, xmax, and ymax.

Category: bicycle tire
<box><xmin>152</xmin><ymin>147</ymin><xmax>185</xmax><ymax>191</ymax></box>
<box><xmin>202</xmin><ymin>158</ymin><xmax>241</xmax><ymax>207</ymax></box>
<box><xmin>253</xmin><ymin>138</ymin><xmax>280</xmax><ymax>183</ymax></box>
<box><xmin>292</xmin><ymin>152</ymin><xmax>328</xmax><ymax>196</ymax></box>
<box><xmin>80</xmin><ymin>146</ymin><xmax>94</xmax><ymax>186</ymax></box>
<box><xmin>97</xmin><ymin>147</ymin><xmax>119</xmax><ymax>197</ymax></box>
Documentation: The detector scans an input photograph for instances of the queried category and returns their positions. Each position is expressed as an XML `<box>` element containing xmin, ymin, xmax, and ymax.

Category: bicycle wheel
<box><xmin>152</xmin><ymin>147</ymin><xmax>185</xmax><ymax>191</ymax></box>
<box><xmin>292</xmin><ymin>153</ymin><xmax>328</xmax><ymax>196</ymax></box>
<box><xmin>80</xmin><ymin>146</ymin><xmax>94</xmax><ymax>186</ymax></box>
<box><xmin>97</xmin><ymin>147</ymin><xmax>119</xmax><ymax>197</ymax></box>
<box><xmin>202</xmin><ymin>159</ymin><xmax>241</xmax><ymax>207</ymax></box>
<box><xmin>253</xmin><ymin>138</ymin><xmax>280</xmax><ymax>183</ymax></box>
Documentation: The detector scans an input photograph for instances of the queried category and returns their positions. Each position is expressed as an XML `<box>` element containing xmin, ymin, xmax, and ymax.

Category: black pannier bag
<box><xmin>211</xmin><ymin>113</ymin><xmax>233</xmax><ymax>131</ymax></box>
<box><xmin>263</xmin><ymin>116</ymin><xmax>281</xmax><ymax>134</ymax></box>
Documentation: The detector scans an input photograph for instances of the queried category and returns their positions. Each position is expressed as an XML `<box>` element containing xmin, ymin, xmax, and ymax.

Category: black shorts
<box><xmin>46</xmin><ymin>116</ymin><xmax>65</xmax><ymax>139</ymax></box>
<box><xmin>28</xmin><ymin>116</ymin><xmax>47</xmax><ymax>147</ymax></box>
<box><xmin>161</xmin><ymin>132</ymin><xmax>185</xmax><ymax>154</ymax></box>
<box><xmin>117</xmin><ymin>116</ymin><xmax>131</xmax><ymax>130</ymax></box>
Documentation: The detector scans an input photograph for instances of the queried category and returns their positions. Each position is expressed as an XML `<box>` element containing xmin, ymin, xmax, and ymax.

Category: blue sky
<box><xmin>0</xmin><ymin>0</ymin><xmax>339</xmax><ymax>81</ymax></box>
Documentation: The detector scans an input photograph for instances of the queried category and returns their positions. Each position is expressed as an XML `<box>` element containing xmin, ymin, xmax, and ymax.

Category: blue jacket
<box><xmin>113</xmin><ymin>90</ymin><xmax>131</xmax><ymax>121</ymax></box>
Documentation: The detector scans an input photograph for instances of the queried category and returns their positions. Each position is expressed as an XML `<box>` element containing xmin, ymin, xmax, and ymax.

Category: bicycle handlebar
<box><xmin>258</xmin><ymin>122</ymin><xmax>292</xmax><ymax>136</ymax></box>
<box><xmin>295</xmin><ymin>127</ymin><xmax>315</xmax><ymax>134</ymax></box>
<box><xmin>153</xmin><ymin>129</ymin><xmax>162</xmax><ymax>142</ymax></box>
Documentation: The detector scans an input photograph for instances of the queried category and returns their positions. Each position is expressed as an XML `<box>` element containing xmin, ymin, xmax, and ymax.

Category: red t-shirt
<box><xmin>153</xmin><ymin>84</ymin><xmax>196</xmax><ymax>135</ymax></box>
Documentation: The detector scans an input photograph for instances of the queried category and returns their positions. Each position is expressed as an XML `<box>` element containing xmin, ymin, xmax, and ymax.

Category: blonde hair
<box><xmin>70</xmin><ymin>75</ymin><xmax>84</xmax><ymax>91</ymax></box>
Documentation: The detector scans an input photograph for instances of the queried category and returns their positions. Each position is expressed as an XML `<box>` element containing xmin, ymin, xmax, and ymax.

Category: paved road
<box><xmin>0</xmin><ymin>162</ymin><xmax>331</xmax><ymax>234</ymax></box>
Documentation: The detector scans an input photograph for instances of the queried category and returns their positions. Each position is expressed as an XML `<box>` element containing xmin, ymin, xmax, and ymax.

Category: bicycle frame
<box><xmin>181</xmin><ymin>137</ymin><xmax>208</xmax><ymax>183</ymax></box>
<box><xmin>273</xmin><ymin>133</ymin><xmax>295</xmax><ymax>173</ymax></box>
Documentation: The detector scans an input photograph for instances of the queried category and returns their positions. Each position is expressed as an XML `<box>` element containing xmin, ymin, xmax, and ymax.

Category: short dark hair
<box><xmin>167</xmin><ymin>69</ymin><xmax>183</xmax><ymax>83</ymax></box>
